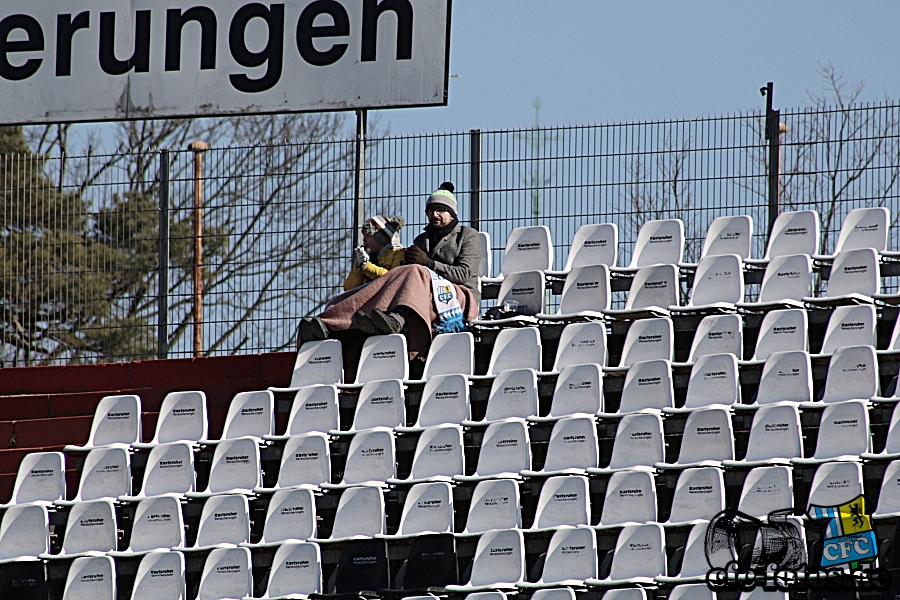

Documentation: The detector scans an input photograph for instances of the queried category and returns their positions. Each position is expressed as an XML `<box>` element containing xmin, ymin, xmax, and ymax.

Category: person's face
<box><xmin>426</xmin><ymin>206</ymin><xmax>453</xmax><ymax>228</ymax></box>
<box><xmin>362</xmin><ymin>233</ymin><xmax>384</xmax><ymax>253</ymax></box>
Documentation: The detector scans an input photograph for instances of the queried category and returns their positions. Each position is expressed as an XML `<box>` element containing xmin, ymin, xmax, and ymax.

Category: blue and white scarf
<box><xmin>429</xmin><ymin>269</ymin><xmax>466</xmax><ymax>333</ymax></box>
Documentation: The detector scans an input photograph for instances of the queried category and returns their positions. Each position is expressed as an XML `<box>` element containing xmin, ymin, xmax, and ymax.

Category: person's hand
<box><xmin>353</xmin><ymin>246</ymin><xmax>369</xmax><ymax>269</ymax></box>
<box><xmin>405</xmin><ymin>245</ymin><xmax>429</xmax><ymax>266</ymax></box>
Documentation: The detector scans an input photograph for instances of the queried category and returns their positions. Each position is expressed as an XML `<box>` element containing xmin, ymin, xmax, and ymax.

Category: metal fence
<box><xmin>2</xmin><ymin>100</ymin><xmax>899</xmax><ymax>366</ymax></box>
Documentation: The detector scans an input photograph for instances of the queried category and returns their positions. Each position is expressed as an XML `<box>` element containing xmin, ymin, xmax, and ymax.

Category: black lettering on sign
<box><xmin>296</xmin><ymin>0</ymin><xmax>349</xmax><ymax>66</ymax></box>
<box><xmin>229</xmin><ymin>3</ymin><xmax>284</xmax><ymax>93</ymax></box>
<box><xmin>0</xmin><ymin>14</ymin><xmax>43</xmax><ymax>81</ymax></box>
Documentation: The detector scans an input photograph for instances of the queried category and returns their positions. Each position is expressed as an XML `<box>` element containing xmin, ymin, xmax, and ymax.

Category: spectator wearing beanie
<box><xmin>343</xmin><ymin>214</ymin><xmax>406</xmax><ymax>291</ymax></box>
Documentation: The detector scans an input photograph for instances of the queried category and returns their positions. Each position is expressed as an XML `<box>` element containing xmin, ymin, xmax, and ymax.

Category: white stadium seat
<box><xmin>446</xmin><ymin>528</ymin><xmax>525</xmax><ymax>592</ymax></box>
<box><xmin>197</xmin><ymin>547</ymin><xmax>253</xmax><ymax>600</ymax></box>
<box><xmin>863</xmin><ymin>401</ymin><xmax>900</xmax><ymax>459</ymax></box>
<box><xmin>588</xmin><ymin>413</ymin><xmax>665</xmax><ymax>473</ymax></box>
<box><xmin>751</xmin><ymin>350</ymin><xmax>813</xmax><ymax>406</ymax></box>
<box><xmin>745</xmin><ymin>309</ymin><xmax>808</xmax><ymax>363</ymax></box>
<box><xmin>737</xmin><ymin>466</ymin><xmax>794</xmax><ymax>518</ymax></box>
<box><xmin>271</xmin><ymin>339</ymin><xmax>343</xmax><ymax>391</ymax></box>
<box><xmin>462</xmin><ymin>478</ymin><xmax>521</xmax><ymax>534</ymax></box>
<box><xmin>120</xmin><ymin>441</ymin><xmax>195</xmax><ymax>500</ymax></box>
<box><xmin>258</xmin><ymin>432</ymin><xmax>330</xmax><ymax>491</ymax></box>
<box><xmin>324</xmin><ymin>428</ymin><xmax>395</xmax><ymax>488</ymax></box>
<box><xmin>586</xmin><ymin>523</ymin><xmax>666</xmax><ymax>586</ymax></box>
<box><xmin>422</xmin><ymin>332</ymin><xmax>475</xmax><ymax>379</ymax></box>
<box><xmin>455</xmin><ymin>419</ymin><xmax>531</xmax><ymax>482</ymax></box>
<box><xmin>478</xmin><ymin>231</ymin><xmax>493</xmax><ymax>279</ymax></box>
<box><xmin>390</xmin><ymin>425</ymin><xmax>463</xmax><ymax>484</ymax></box>
<box><xmin>538</xmin><ymin>265</ymin><xmax>610</xmax><ymax>320</ymax></box>
<box><xmin>530</xmin><ymin>363</ymin><xmax>603</xmax><ymax>421</ymax></box>
<box><xmin>671</xmin><ymin>254</ymin><xmax>743</xmax><ymax>314</ymax></box>
<box><xmin>820</xmin><ymin>344</ymin><xmax>878</xmax><ymax>403</ymax></box>
<box><xmin>619</xmin><ymin>218</ymin><xmax>685</xmax><ymax>271</ymax></box>
<box><xmin>217</xmin><ymin>390</ymin><xmax>275</xmax><ymax>441</ymax></box>
<box><xmin>818</xmin><ymin>206</ymin><xmax>890</xmax><ymax>258</ymax></box>
<box><xmin>605</xmin><ymin>264</ymin><xmax>678</xmax><ymax>318</ymax></box>
<box><xmin>189</xmin><ymin>437</ymin><xmax>261</xmax><ymax>497</ymax></box>
<box><xmin>665</xmin><ymin>467</ymin><xmax>725</xmax><ymax>525</ymax></box>
<box><xmin>61</xmin><ymin>446</ymin><xmax>131</xmax><ymax>503</ymax></box>
<box><xmin>806</xmin><ymin>460</ymin><xmax>864</xmax><ymax>509</ymax></box>
<box><xmin>399</xmin><ymin>374</ymin><xmax>470</xmax><ymax>430</ymax></box>
<box><xmin>521</xmin><ymin>415</ymin><xmax>599</xmax><ymax>476</ymax></box>
<box><xmin>696</xmin><ymin>215</ymin><xmax>753</xmax><ymax>261</ymax></box>
<box><xmin>111</xmin><ymin>495</ymin><xmax>184</xmax><ymax>555</ymax></box>
<box><xmin>272</xmin><ymin>385</ymin><xmax>339</xmax><ymax>438</ymax></box>
<box><xmin>392</xmin><ymin>481</ymin><xmax>454</xmax><ymax>537</ymax></box>
<box><xmin>616</xmin><ymin>318</ymin><xmax>674</xmax><ymax>367</ymax></box>
<box><xmin>179</xmin><ymin>494</ymin><xmax>250</xmax><ymax>551</ymax></box>
<box><xmin>135</xmin><ymin>391</ymin><xmax>207</xmax><ymax>448</ymax></box>
<box><xmin>551</xmin><ymin>321</ymin><xmax>608</xmax><ymax>371</ymax></box>
<box><xmin>472</xmin><ymin>270</ymin><xmax>544</xmax><ymax>326</ymax></box>
<box><xmin>486</xmin><ymin>225</ymin><xmax>554</xmax><ymax>281</ymax></box>
<box><xmin>317</xmin><ymin>484</ymin><xmax>385</xmax><ymax>541</ymax></box>
<box><xmin>657</xmin><ymin>407</ymin><xmax>734</xmax><ymax>469</ymax></box>
<box><xmin>675</xmin><ymin>353</ymin><xmax>739</xmax><ymax>411</ymax></box>
<box><xmin>64</xmin><ymin>394</ymin><xmax>142</xmax><ymax>451</ymax></box>
<box><xmin>546</xmin><ymin>223</ymin><xmax>618</xmax><ymax>276</ymax></box>
<box><xmin>48</xmin><ymin>499</ymin><xmax>118</xmax><ymax>558</ymax></box>
<box><xmin>487</xmin><ymin>328</ymin><xmax>542</xmax><ymax>375</ymax></box>
<box><xmin>816</xmin><ymin>304</ymin><xmax>876</xmax><ymax>356</ymax></box>
<box><xmin>518</xmin><ymin>526</ymin><xmax>597</xmax><ymax>588</ymax></box>
<box><xmin>747</xmin><ymin>210</ymin><xmax>819</xmax><ymax>265</ymax></box>
<box><xmin>248</xmin><ymin>487</ymin><xmax>317</xmax><ymax>546</ymax></box>
<box><xmin>258</xmin><ymin>541</ymin><xmax>322</xmax><ymax>599</ymax></box>
<box><xmin>0</xmin><ymin>503</ymin><xmax>49</xmax><ymax>562</ymax></box>
<box><xmin>354</xmin><ymin>334</ymin><xmax>409</xmax><ymax>384</ymax></box>
<box><xmin>63</xmin><ymin>555</ymin><xmax>116</xmax><ymax>600</ymax></box>
<box><xmin>805</xmin><ymin>247</ymin><xmax>880</xmax><ymax>306</ymax></box>
<box><xmin>475</xmin><ymin>368</ymin><xmax>538</xmax><ymax>423</ymax></box>
<box><xmin>129</xmin><ymin>551</ymin><xmax>185</xmax><ymax>600</ymax></box>
<box><xmin>596</xmin><ymin>468</ymin><xmax>657</xmax><ymax>527</ymax></box>
<box><xmin>725</xmin><ymin>404</ymin><xmax>802</xmax><ymax>467</ymax></box>
<box><xmin>737</xmin><ymin>253</ymin><xmax>811</xmax><ymax>311</ymax></box>
<box><xmin>600</xmin><ymin>359</ymin><xmax>674</xmax><ymax>416</ymax></box>
<box><xmin>794</xmin><ymin>400</ymin><xmax>871</xmax><ymax>463</ymax></box>
<box><xmin>530</xmin><ymin>475</ymin><xmax>590</xmax><ymax>531</ymax></box>
<box><xmin>337</xmin><ymin>378</ymin><xmax>405</xmax><ymax>433</ymax></box>
<box><xmin>684</xmin><ymin>313</ymin><xmax>743</xmax><ymax>363</ymax></box>
<box><xmin>873</xmin><ymin>460</ymin><xmax>900</xmax><ymax>519</ymax></box>
<box><xmin>0</xmin><ymin>451</ymin><xmax>65</xmax><ymax>507</ymax></box>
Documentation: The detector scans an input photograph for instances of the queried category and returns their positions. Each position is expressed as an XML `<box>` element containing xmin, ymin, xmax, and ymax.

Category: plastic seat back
<box><xmin>130</xmin><ymin>551</ymin><xmax>185</xmax><ymax>600</ymax></box>
<box><xmin>608</xmin><ymin>413</ymin><xmax>665</xmax><ymax>470</ymax></box>
<box><xmin>688</xmin><ymin>254</ymin><xmax>744</xmax><ymax>307</ymax></box>
<box><xmin>565</xmin><ymin>223</ymin><xmax>618</xmax><ymax>269</ymax></box>
<box><xmin>464</xmin><ymin>478</ymin><xmax>521</xmax><ymax>534</ymax></box>
<box><xmin>424</xmin><ymin>332</ymin><xmax>475</xmax><ymax>379</ymax></box>
<box><xmin>489</xmin><ymin>328</ymin><xmax>541</xmax><ymax>374</ymax></box>
<box><xmin>628</xmin><ymin>219</ymin><xmax>685</xmax><ymax>268</ymax></box>
<box><xmin>825</xmin><ymin>248</ymin><xmax>880</xmax><ymax>298</ymax></box>
<box><xmin>541</xmin><ymin>416</ymin><xmax>599</xmax><ymax>472</ymax></box>
<box><xmin>619</xmin><ymin>359</ymin><xmax>674</xmax><ymax>413</ymax></box>
<box><xmin>332</xmin><ymin>539</ymin><xmax>389</xmax><ymax>594</ymax></box>
<box><xmin>8</xmin><ymin>451</ymin><xmax>65</xmax><ymax>505</ymax></box>
<box><xmin>478</xmin><ymin>231</ymin><xmax>492</xmax><ymax>278</ymax></box>
<box><xmin>151</xmin><ymin>391</ymin><xmax>207</xmax><ymax>445</ymax></box>
<box><xmin>352</xmin><ymin>379</ymin><xmax>405</xmax><ymax>430</ymax></box>
<box><xmin>819</xmin><ymin>304</ymin><xmax>876</xmax><ymax>355</ymax></box>
<box><xmin>467</xmin><ymin>529</ymin><xmax>525</xmax><ymax>588</ymax></box>
<box><xmin>472</xmin><ymin>419</ymin><xmax>531</xmax><ymax>478</ymax></box>
<box><xmin>140</xmin><ymin>442</ymin><xmax>195</xmax><ymax>497</ymax></box>
<box><xmin>667</xmin><ymin>467</ymin><xmax>725</xmax><ymax>523</ymax></box>
<box><xmin>205</xmin><ymin>437</ymin><xmax>261</xmax><ymax>494</ymax></box>
<box><xmin>126</xmin><ymin>496</ymin><xmax>184</xmax><ymax>553</ymax></box>
<box><xmin>75</xmin><ymin>446</ymin><xmax>131</xmax><ymax>501</ymax></box>
<box><xmin>822</xmin><ymin>345</ymin><xmax>878</xmax><ymax>402</ymax></box>
<box><xmin>538</xmin><ymin>527</ymin><xmax>597</xmax><ymax>584</ymax></box>
<box><xmin>875</xmin><ymin>460</ymin><xmax>900</xmax><ymax>516</ymax></box>
<box><xmin>0</xmin><ymin>504</ymin><xmax>48</xmax><ymax>560</ymax></box>
<box><xmin>276</xmin><ymin>432</ymin><xmax>331</xmax><ymax>489</ymax></box>
<box><xmin>600</xmin><ymin>469</ymin><xmax>656</xmax><ymax>526</ymax></box>
<box><xmin>195</xmin><ymin>494</ymin><xmax>250</xmax><ymax>548</ymax></box>
<box><xmin>738</xmin><ymin>466</ymin><xmax>793</xmax><ymax>518</ymax></box>
<box><xmin>402</xmin><ymin>533</ymin><xmax>458</xmax><ymax>590</ymax></box>
<box><xmin>807</xmin><ymin>461</ymin><xmax>864</xmax><ymax>509</ymax></box>
<box><xmin>532</xmin><ymin>475</ymin><xmax>589</xmax><ymax>530</ymax></box>
<box><xmin>84</xmin><ymin>394</ymin><xmax>142</xmax><ymax>448</ymax></box>
<box><xmin>263</xmin><ymin>542</ymin><xmax>321</xmax><ymax>598</ymax></box>
<box><xmin>291</xmin><ymin>339</ymin><xmax>344</xmax><ymax>386</ymax></box>
<box><xmin>688</xmin><ymin>313</ymin><xmax>743</xmax><ymax>361</ymax></box>
<box><xmin>197</xmin><ymin>547</ymin><xmax>252</xmax><ymax>600</ymax></box>
<box><xmin>356</xmin><ymin>334</ymin><xmax>409</xmax><ymax>383</ymax></box>
<box><xmin>743</xmin><ymin>404</ymin><xmax>802</xmax><ymax>463</ymax></box>
<box><xmin>222</xmin><ymin>390</ymin><xmax>274</xmax><ymax>440</ymax></box>
<box><xmin>286</xmin><ymin>385</ymin><xmax>339</xmax><ymax>435</ymax></box>
<box><xmin>834</xmin><ymin>207</ymin><xmax>889</xmax><ymax>253</ymax></box>
<box><xmin>417</xmin><ymin>374</ymin><xmax>470</xmax><ymax>427</ymax></box>
<box><xmin>608</xmin><ymin>523</ymin><xmax>666</xmax><ymax>580</ymax></box>
<box><xmin>556</xmin><ymin>265</ymin><xmax>610</xmax><ymax>314</ymax></box>
<box><xmin>684</xmin><ymin>353</ymin><xmax>739</xmax><ymax>409</ymax></box>
<box><xmin>259</xmin><ymin>488</ymin><xmax>316</xmax><ymax>544</ymax></box>
<box><xmin>882</xmin><ymin>402</ymin><xmax>900</xmax><ymax>455</ymax></box>
<box><xmin>500</xmin><ymin>226</ymin><xmax>553</xmax><ymax>275</ymax></box>
<box><xmin>60</xmin><ymin>500</ymin><xmax>117</xmax><ymax>556</ymax></box>
<box><xmin>675</xmin><ymin>408</ymin><xmax>735</xmax><ymax>464</ymax></box>
<box><xmin>553</xmin><ymin>321</ymin><xmax>607</xmax><ymax>370</ymax></box>
<box><xmin>668</xmin><ymin>584</ymin><xmax>713</xmax><ymax>600</ymax></box>
<box><xmin>765</xmin><ymin>210</ymin><xmax>820</xmax><ymax>259</ymax></box>
<box><xmin>676</xmin><ymin>524</ymin><xmax>732</xmax><ymax>579</ymax></box>
<box><xmin>620</xmin><ymin>318</ymin><xmax>673</xmax><ymax>367</ymax></box>
<box><xmin>331</xmin><ymin>485</ymin><xmax>385</xmax><ymax>539</ymax></box>
<box><xmin>701</xmin><ymin>215</ymin><xmax>752</xmax><ymax>259</ymax></box>
<box><xmin>624</xmin><ymin>264</ymin><xmax>678</xmax><ymax>310</ymax></box>
<box><xmin>485</xmin><ymin>369</ymin><xmax>538</xmax><ymax>422</ymax></box>
<box><xmin>758</xmin><ymin>254</ymin><xmax>812</xmax><ymax>303</ymax></box>
<box><xmin>551</xmin><ymin>363</ymin><xmax>603</xmax><ymax>417</ymax></box>
<box><xmin>409</xmin><ymin>425</ymin><xmax>464</xmax><ymax>481</ymax></box>
<box><xmin>756</xmin><ymin>350</ymin><xmax>812</xmax><ymax>405</ymax></box>
<box><xmin>496</xmin><ymin>270</ymin><xmax>545</xmax><ymax>314</ymax></box>
<box><xmin>341</xmin><ymin>429</ymin><xmax>396</xmax><ymax>485</ymax></box>
<box><xmin>397</xmin><ymin>481</ymin><xmax>454</xmax><ymax>535</ymax></box>
<box><xmin>752</xmin><ymin>309</ymin><xmax>808</xmax><ymax>361</ymax></box>
<box><xmin>812</xmin><ymin>400</ymin><xmax>871</xmax><ymax>460</ymax></box>
<box><xmin>63</xmin><ymin>556</ymin><xmax>115</xmax><ymax>600</ymax></box>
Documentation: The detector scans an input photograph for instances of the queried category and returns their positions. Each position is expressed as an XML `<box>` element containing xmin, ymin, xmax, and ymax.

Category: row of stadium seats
<box><xmin>482</xmin><ymin>206</ymin><xmax>898</xmax><ymax>281</ymax></box>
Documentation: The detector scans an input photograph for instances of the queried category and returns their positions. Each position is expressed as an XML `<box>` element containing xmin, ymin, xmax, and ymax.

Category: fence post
<box><xmin>763</xmin><ymin>81</ymin><xmax>781</xmax><ymax>237</ymax></box>
<box><xmin>352</xmin><ymin>109</ymin><xmax>368</xmax><ymax>247</ymax></box>
<box><xmin>470</xmin><ymin>129</ymin><xmax>481</xmax><ymax>229</ymax></box>
<box><xmin>187</xmin><ymin>141</ymin><xmax>209</xmax><ymax>358</ymax></box>
<box><xmin>157</xmin><ymin>149</ymin><xmax>170</xmax><ymax>359</ymax></box>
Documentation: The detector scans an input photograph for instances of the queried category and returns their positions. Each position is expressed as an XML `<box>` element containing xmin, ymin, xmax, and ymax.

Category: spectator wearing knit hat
<box><xmin>343</xmin><ymin>214</ymin><xmax>406</xmax><ymax>291</ymax></box>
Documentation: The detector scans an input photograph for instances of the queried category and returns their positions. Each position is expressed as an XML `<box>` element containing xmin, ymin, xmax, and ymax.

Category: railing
<box><xmin>1</xmin><ymin>100</ymin><xmax>898</xmax><ymax>365</ymax></box>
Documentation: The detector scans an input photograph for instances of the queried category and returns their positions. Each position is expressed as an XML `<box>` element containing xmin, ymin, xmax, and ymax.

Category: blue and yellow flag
<box><xmin>808</xmin><ymin>495</ymin><xmax>877</xmax><ymax>568</ymax></box>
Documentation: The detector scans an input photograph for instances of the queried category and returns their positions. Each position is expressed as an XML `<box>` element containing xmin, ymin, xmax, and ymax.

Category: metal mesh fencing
<box><xmin>2</xmin><ymin>100</ymin><xmax>899</xmax><ymax>365</ymax></box>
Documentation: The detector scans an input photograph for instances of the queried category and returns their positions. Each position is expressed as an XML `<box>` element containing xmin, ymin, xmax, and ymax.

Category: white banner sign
<box><xmin>0</xmin><ymin>0</ymin><xmax>450</xmax><ymax>124</ymax></box>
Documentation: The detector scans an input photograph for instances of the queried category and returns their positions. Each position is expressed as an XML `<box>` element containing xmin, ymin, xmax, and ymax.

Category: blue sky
<box><xmin>375</xmin><ymin>1</ymin><xmax>900</xmax><ymax>134</ymax></box>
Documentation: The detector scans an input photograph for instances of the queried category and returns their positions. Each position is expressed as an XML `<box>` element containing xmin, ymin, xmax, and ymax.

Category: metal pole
<box><xmin>762</xmin><ymin>82</ymin><xmax>781</xmax><ymax>236</ymax></box>
<box><xmin>470</xmin><ymin>129</ymin><xmax>481</xmax><ymax>229</ymax></box>
<box><xmin>352</xmin><ymin>109</ymin><xmax>367</xmax><ymax>247</ymax></box>
<box><xmin>187</xmin><ymin>141</ymin><xmax>209</xmax><ymax>358</ymax></box>
<box><xmin>157</xmin><ymin>149</ymin><xmax>170</xmax><ymax>359</ymax></box>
